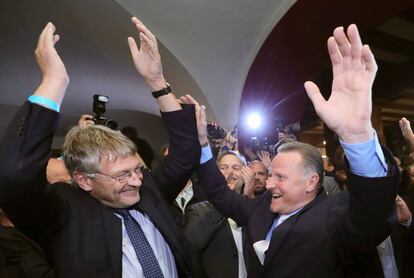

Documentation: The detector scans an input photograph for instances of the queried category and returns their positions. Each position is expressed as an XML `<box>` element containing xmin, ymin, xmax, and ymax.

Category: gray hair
<box><xmin>277</xmin><ymin>141</ymin><xmax>324</xmax><ymax>187</ymax></box>
<box><xmin>62</xmin><ymin>125</ymin><xmax>137</xmax><ymax>176</ymax></box>
<box><xmin>216</xmin><ymin>150</ymin><xmax>247</xmax><ymax>166</ymax></box>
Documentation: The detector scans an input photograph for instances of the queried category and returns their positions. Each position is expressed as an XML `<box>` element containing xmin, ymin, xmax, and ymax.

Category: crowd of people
<box><xmin>0</xmin><ymin>15</ymin><xmax>412</xmax><ymax>278</ymax></box>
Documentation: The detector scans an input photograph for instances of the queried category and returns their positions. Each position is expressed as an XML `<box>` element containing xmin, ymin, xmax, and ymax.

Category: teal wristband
<box><xmin>28</xmin><ymin>95</ymin><xmax>60</xmax><ymax>112</ymax></box>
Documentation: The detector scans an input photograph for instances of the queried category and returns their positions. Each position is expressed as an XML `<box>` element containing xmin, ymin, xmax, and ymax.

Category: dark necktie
<box><xmin>116</xmin><ymin>209</ymin><xmax>164</xmax><ymax>278</ymax></box>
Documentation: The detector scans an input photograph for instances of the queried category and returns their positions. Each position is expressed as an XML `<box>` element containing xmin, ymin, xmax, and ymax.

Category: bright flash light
<box><xmin>247</xmin><ymin>113</ymin><xmax>262</xmax><ymax>129</ymax></box>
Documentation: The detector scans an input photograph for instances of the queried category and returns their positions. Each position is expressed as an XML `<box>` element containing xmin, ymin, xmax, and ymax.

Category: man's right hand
<box><xmin>33</xmin><ymin>22</ymin><xmax>69</xmax><ymax>106</ymax></box>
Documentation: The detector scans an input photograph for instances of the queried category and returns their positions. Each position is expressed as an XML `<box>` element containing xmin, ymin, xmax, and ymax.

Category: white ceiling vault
<box><xmin>0</xmin><ymin>0</ymin><xmax>295</xmax><ymax>151</ymax></box>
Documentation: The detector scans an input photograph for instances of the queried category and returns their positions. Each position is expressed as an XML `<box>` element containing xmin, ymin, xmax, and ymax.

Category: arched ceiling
<box><xmin>0</xmin><ymin>0</ymin><xmax>295</xmax><ymax>147</ymax></box>
<box><xmin>1</xmin><ymin>0</ymin><xmax>414</xmax><ymax>152</ymax></box>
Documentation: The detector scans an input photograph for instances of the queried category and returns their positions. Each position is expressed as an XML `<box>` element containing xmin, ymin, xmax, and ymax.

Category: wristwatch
<box><xmin>151</xmin><ymin>83</ymin><xmax>172</xmax><ymax>99</ymax></box>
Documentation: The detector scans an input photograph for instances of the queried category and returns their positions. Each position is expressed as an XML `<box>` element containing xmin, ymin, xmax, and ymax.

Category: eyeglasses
<box><xmin>89</xmin><ymin>165</ymin><xmax>144</xmax><ymax>184</ymax></box>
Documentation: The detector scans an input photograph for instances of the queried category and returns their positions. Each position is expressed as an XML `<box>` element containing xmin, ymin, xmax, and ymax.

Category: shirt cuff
<box><xmin>340</xmin><ymin>131</ymin><xmax>387</xmax><ymax>177</ymax></box>
<box><xmin>200</xmin><ymin>144</ymin><xmax>213</xmax><ymax>164</ymax></box>
<box><xmin>28</xmin><ymin>95</ymin><xmax>60</xmax><ymax>112</ymax></box>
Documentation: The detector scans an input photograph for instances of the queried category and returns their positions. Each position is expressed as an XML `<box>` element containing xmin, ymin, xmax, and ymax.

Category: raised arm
<box><xmin>127</xmin><ymin>17</ymin><xmax>181</xmax><ymax>112</ymax></box>
<box><xmin>305</xmin><ymin>24</ymin><xmax>398</xmax><ymax>249</ymax></box>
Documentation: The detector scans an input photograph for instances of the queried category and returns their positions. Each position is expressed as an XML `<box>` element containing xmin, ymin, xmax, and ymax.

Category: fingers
<box><xmin>78</xmin><ymin>114</ymin><xmax>94</xmax><ymax>128</ymax></box>
<box><xmin>127</xmin><ymin>37</ymin><xmax>139</xmax><ymax>61</ymax></box>
<box><xmin>327</xmin><ymin>36</ymin><xmax>342</xmax><ymax>72</ymax></box>
<box><xmin>37</xmin><ymin>22</ymin><xmax>56</xmax><ymax>52</ymax></box>
<box><xmin>131</xmin><ymin>17</ymin><xmax>156</xmax><ymax>42</ymax></box>
<box><xmin>178</xmin><ymin>94</ymin><xmax>201</xmax><ymax>107</ymax></box>
<box><xmin>361</xmin><ymin>44</ymin><xmax>377</xmax><ymax>74</ymax></box>
<box><xmin>347</xmin><ymin>24</ymin><xmax>363</xmax><ymax>69</ymax></box>
<box><xmin>333</xmin><ymin>26</ymin><xmax>352</xmax><ymax>71</ymax></box>
<box><xmin>330</xmin><ymin>24</ymin><xmax>372</xmax><ymax>75</ymax></box>
<box><xmin>131</xmin><ymin>17</ymin><xmax>157</xmax><ymax>49</ymax></box>
<box><xmin>53</xmin><ymin>34</ymin><xmax>60</xmax><ymax>44</ymax></box>
<box><xmin>304</xmin><ymin>81</ymin><xmax>325</xmax><ymax>114</ymax></box>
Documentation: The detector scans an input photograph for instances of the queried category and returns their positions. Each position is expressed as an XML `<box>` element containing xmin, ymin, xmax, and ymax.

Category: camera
<box><xmin>92</xmin><ymin>94</ymin><xmax>118</xmax><ymax>130</ymax></box>
<box><xmin>207</xmin><ymin>123</ymin><xmax>227</xmax><ymax>140</ymax></box>
<box><xmin>276</xmin><ymin>122</ymin><xmax>300</xmax><ymax>135</ymax></box>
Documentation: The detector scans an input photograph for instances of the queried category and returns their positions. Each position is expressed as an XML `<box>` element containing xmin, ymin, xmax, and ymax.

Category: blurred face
<box><xmin>89</xmin><ymin>154</ymin><xmax>144</xmax><ymax>208</ymax></box>
<box><xmin>218</xmin><ymin>154</ymin><xmax>243</xmax><ymax>190</ymax></box>
<box><xmin>266</xmin><ymin>151</ymin><xmax>316</xmax><ymax>214</ymax></box>
<box><xmin>249</xmin><ymin>162</ymin><xmax>268</xmax><ymax>195</ymax></box>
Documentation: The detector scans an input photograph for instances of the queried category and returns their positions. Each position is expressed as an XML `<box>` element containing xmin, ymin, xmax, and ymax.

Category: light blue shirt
<box><xmin>114</xmin><ymin>210</ymin><xmax>178</xmax><ymax>278</ymax></box>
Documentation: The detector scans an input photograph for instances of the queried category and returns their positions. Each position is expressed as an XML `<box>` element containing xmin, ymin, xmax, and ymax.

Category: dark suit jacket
<box><xmin>169</xmin><ymin>175</ymin><xmax>207</xmax><ymax>228</ymax></box>
<box><xmin>0</xmin><ymin>226</ymin><xmax>54</xmax><ymax>278</ymax></box>
<box><xmin>184</xmin><ymin>201</ymin><xmax>248</xmax><ymax>278</ymax></box>
<box><xmin>197</xmin><ymin>152</ymin><xmax>398</xmax><ymax>278</ymax></box>
<box><xmin>0</xmin><ymin>102</ymin><xmax>203</xmax><ymax>277</ymax></box>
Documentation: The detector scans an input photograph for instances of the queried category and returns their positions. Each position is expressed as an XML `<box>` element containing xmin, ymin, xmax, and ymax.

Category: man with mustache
<box><xmin>184</xmin><ymin>149</ymin><xmax>249</xmax><ymax>278</ymax></box>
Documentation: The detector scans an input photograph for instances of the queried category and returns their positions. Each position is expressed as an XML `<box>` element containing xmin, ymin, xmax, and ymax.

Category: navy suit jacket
<box><xmin>198</xmin><ymin>153</ymin><xmax>398</xmax><ymax>278</ymax></box>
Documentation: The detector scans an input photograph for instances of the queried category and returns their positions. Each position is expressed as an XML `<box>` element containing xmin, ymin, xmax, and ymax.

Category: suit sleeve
<box><xmin>0</xmin><ymin>102</ymin><xmax>59</xmax><ymax>235</ymax></box>
<box><xmin>330</xmin><ymin>147</ymin><xmax>399</xmax><ymax>250</ymax></box>
<box><xmin>197</xmin><ymin>158</ymin><xmax>258</xmax><ymax>226</ymax></box>
<box><xmin>0</xmin><ymin>102</ymin><xmax>58</xmax><ymax>201</ymax></box>
<box><xmin>151</xmin><ymin>104</ymin><xmax>201</xmax><ymax>202</ymax></box>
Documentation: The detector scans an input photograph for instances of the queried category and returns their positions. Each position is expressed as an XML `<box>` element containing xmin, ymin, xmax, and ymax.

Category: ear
<box><xmin>72</xmin><ymin>171</ymin><xmax>93</xmax><ymax>192</ymax></box>
<box><xmin>305</xmin><ymin>174</ymin><xmax>320</xmax><ymax>193</ymax></box>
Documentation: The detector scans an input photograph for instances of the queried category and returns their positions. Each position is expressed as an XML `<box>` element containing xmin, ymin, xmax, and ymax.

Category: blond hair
<box><xmin>62</xmin><ymin>125</ymin><xmax>137</xmax><ymax>176</ymax></box>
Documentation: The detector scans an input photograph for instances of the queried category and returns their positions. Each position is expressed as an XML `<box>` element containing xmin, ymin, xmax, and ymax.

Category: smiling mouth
<box><xmin>120</xmin><ymin>188</ymin><xmax>138</xmax><ymax>194</ymax></box>
<box><xmin>272</xmin><ymin>193</ymin><xmax>281</xmax><ymax>199</ymax></box>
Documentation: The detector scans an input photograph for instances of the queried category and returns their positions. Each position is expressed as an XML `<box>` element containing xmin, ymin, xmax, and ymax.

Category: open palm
<box><xmin>305</xmin><ymin>25</ymin><xmax>377</xmax><ymax>143</ymax></box>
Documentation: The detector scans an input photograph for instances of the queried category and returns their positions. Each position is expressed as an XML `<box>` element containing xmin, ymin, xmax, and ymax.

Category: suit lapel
<box><xmin>262</xmin><ymin>191</ymin><xmax>327</xmax><ymax>269</ymax></box>
<box><xmin>263</xmin><ymin>211</ymin><xmax>300</xmax><ymax>267</ymax></box>
<box><xmin>251</xmin><ymin>193</ymin><xmax>276</xmax><ymax>243</ymax></box>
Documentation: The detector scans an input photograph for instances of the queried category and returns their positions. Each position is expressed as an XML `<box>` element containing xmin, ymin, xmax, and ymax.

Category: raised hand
<box><xmin>34</xmin><ymin>22</ymin><xmax>69</xmax><ymax>105</ymax></box>
<box><xmin>241</xmin><ymin>166</ymin><xmax>255</xmax><ymax>198</ymax></box>
<box><xmin>258</xmin><ymin>151</ymin><xmax>272</xmax><ymax>169</ymax></box>
<box><xmin>178</xmin><ymin>95</ymin><xmax>208</xmax><ymax>146</ymax></box>
<box><xmin>399</xmin><ymin>117</ymin><xmax>413</xmax><ymax>138</ymax></box>
<box><xmin>399</xmin><ymin>117</ymin><xmax>414</xmax><ymax>152</ymax></box>
<box><xmin>305</xmin><ymin>24</ymin><xmax>377</xmax><ymax>143</ymax></box>
<box><xmin>128</xmin><ymin>17</ymin><xmax>166</xmax><ymax>91</ymax></box>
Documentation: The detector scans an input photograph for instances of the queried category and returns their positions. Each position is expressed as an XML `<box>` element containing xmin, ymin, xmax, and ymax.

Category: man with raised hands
<box><xmin>0</xmin><ymin>18</ymin><xmax>204</xmax><ymax>278</ymax></box>
<box><xmin>192</xmin><ymin>24</ymin><xmax>399</xmax><ymax>277</ymax></box>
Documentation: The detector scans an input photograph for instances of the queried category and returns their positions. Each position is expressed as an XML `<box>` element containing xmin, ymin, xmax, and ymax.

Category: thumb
<box><xmin>304</xmin><ymin>81</ymin><xmax>326</xmax><ymax>114</ymax></box>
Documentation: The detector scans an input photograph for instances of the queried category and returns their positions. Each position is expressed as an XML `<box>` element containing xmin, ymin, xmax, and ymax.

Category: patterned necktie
<box><xmin>116</xmin><ymin>209</ymin><xmax>164</xmax><ymax>278</ymax></box>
